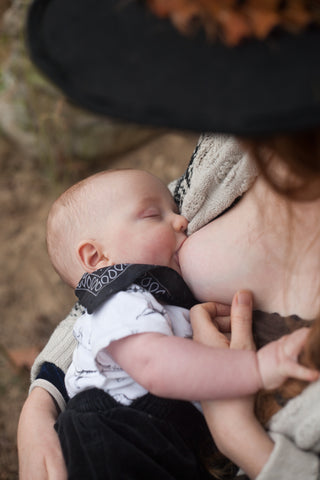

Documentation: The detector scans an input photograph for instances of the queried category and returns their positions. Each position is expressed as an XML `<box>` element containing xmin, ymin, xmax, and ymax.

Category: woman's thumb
<box><xmin>230</xmin><ymin>290</ymin><xmax>255</xmax><ymax>350</ymax></box>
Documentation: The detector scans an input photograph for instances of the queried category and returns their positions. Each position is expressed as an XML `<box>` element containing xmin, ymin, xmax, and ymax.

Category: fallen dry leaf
<box><xmin>4</xmin><ymin>346</ymin><xmax>41</xmax><ymax>371</ymax></box>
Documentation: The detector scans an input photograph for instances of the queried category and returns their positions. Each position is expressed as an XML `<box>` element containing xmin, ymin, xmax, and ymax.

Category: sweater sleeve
<box><xmin>257</xmin><ymin>380</ymin><xmax>320</xmax><ymax>480</ymax></box>
<box><xmin>257</xmin><ymin>432</ymin><xmax>320</xmax><ymax>480</ymax></box>
<box><xmin>29</xmin><ymin>362</ymin><xmax>69</xmax><ymax>412</ymax></box>
<box><xmin>30</xmin><ymin>303</ymin><xmax>84</xmax><ymax>382</ymax></box>
<box><xmin>168</xmin><ymin>133</ymin><xmax>258</xmax><ymax>234</ymax></box>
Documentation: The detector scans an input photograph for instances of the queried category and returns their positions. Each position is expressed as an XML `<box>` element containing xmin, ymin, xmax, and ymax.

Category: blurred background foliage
<box><xmin>0</xmin><ymin>2</ymin><xmax>198</xmax><ymax>478</ymax></box>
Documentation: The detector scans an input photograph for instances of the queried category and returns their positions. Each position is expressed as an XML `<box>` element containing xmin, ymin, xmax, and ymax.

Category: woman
<box><xmin>19</xmin><ymin>1</ymin><xmax>320</xmax><ymax>478</ymax></box>
<box><xmin>18</xmin><ymin>133</ymin><xmax>320</xmax><ymax>479</ymax></box>
<box><xmin>179</xmin><ymin>132</ymin><xmax>320</xmax><ymax>479</ymax></box>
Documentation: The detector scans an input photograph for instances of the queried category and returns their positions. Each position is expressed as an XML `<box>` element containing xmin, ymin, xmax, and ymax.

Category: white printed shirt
<box><xmin>65</xmin><ymin>284</ymin><xmax>192</xmax><ymax>405</ymax></box>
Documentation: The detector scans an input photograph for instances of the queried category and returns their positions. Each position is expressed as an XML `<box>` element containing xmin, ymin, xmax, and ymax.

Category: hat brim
<box><xmin>27</xmin><ymin>0</ymin><xmax>320</xmax><ymax>135</ymax></box>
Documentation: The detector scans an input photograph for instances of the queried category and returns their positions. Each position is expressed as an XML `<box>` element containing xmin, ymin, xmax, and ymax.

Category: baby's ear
<box><xmin>77</xmin><ymin>240</ymin><xmax>110</xmax><ymax>272</ymax></box>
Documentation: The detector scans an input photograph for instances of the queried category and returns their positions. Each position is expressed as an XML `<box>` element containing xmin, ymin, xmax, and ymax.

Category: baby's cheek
<box><xmin>143</xmin><ymin>234</ymin><xmax>170</xmax><ymax>264</ymax></box>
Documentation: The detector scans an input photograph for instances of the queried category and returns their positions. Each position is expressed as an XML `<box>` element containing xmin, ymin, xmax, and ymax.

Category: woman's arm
<box><xmin>191</xmin><ymin>291</ymin><xmax>275</xmax><ymax>478</ymax></box>
<box><xmin>17</xmin><ymin>387</ymin><xmax>67</xmax><ymax>480</ymax></box>
<box><xmin>18</xmin><ymin>305</ymin><xmax>81</xmax><ymax>479</ymax></box>
<box><xmin>202</xmin><ymin>396</ymin><xmax>274</xmax><ymax>479</ymax></box>
<box><xmin>192</xmin><ymin>291</ymin><xmax>320</xmax><ymax>480</ymax></box>
<box><xmin>202</xmin><ymin>370</ymin><xmax>320</xmax><ymax>480</ymax></box>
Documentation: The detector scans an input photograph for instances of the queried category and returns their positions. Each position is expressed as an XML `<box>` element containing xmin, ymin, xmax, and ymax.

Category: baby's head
<box><xmin>47</xmin><ymin>169</ymin><xmax>188</xmax><ymax>288</ymax></box>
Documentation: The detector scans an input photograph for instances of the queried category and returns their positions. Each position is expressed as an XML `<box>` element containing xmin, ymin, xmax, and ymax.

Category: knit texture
<box><xmin>30</xmin><ymin>303</ymin><xmax>84</xmax><ymax>382</ymax></box>
<box><xmin>169</xmin><ymin>133</ymin><xmax>258</xmax><ymax>234</ymax></box>
<box><xmin>256</xmin><ymin>378</ymin><xmax>320</xmax><ymax>480</ymax></box>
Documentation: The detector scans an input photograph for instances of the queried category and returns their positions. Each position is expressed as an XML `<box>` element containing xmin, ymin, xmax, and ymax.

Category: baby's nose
<box><xmin>173</xmin><ymin>214</ymin><xmax>188</xmax><ymax>232</ymax></box>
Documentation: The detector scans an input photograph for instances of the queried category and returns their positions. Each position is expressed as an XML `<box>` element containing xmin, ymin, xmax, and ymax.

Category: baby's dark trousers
<box><xmin>55</xmin><ymin>388</ymin><xmax>216</xmax><ymax>479</ymax></box>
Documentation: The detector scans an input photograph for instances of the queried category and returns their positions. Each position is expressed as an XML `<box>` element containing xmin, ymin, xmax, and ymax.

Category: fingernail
<box><xmin>237</xmin><ymin>291</ymin><xmax>252</xmax><ymax>306</ymax></box>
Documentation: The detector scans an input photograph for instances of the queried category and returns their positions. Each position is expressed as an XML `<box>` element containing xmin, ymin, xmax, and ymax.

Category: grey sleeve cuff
<box><xmin>257</xmin><ymin>432</ymin><xmax>320</xmax><ymax>480</ymax></box>
<box><xmin>29</xmin><ymin>379</ymin><xmax>66</xmax><ymax>412</ymax></box>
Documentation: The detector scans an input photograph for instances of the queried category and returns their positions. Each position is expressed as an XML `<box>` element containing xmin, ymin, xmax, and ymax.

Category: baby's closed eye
<box><xmin>141</xmin><ymin>207</ymin><xmax>161</xmax><ymax>218</ymax></box>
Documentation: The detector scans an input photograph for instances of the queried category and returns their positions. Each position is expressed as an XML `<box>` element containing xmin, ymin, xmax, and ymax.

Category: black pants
<box><xmin>55</xmin><ymin>389</ymin><xmax>218</xmax><ymax>480</ymax></box>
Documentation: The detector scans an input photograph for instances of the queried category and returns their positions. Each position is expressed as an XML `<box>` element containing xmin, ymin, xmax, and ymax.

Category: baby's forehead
<box><xmin>87</xmin><ymin>170</ymin><xmax>174</xmax><ymax>210</ymax></box>
<box><xmin>94</xmin><ymin>169</ymin><xmax>166</xmax><ymax>193</ymax></box>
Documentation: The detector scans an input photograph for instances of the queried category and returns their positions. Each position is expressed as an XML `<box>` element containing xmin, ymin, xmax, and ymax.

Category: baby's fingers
<box><xmin>281</xmin><ymin>359</ymin><xmax>319</xmax><ymax>383</ymax></box>
<box><xmin>258</xmin><ymin>327</ymin><xmax>320</xmax><ymax>390</ymax></box>
<box><xmin>282</xmin><ymin>327</ymin><xmax>311</xmax><ymax>358</ymax></box>
<box><xmin>281</xmin><ymin>328</ymin><xmax>319</xmax><ymax>381</ymax></box>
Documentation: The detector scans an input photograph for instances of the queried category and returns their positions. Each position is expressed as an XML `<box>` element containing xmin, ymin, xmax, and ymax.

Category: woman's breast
<box><xmin>179</xmin><ymin>177</ymin><xmax>320</xmax><ymax>318</ymax></box>
<box><xmin>179</xmin><ymin>200</ymin><xmax>260</xmax><ymax>304</ymax></box>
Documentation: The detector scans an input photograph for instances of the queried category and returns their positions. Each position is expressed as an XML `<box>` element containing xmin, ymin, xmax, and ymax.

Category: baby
<box><xmin>46</xmin><ymin>168</ymin><xmax>317</xmax><ymax>478</ymax></box>
<box><xmin>47</xmin><ymin>168</ymin><xmax>316</xmax><ymax>404</ymax></box>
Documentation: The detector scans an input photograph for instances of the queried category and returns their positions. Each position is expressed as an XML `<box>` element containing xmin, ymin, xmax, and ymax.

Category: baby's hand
<box><xmin>257</xmin><ymin>328</ymin><xmax>319</xmax><ymax>390</ymax></box>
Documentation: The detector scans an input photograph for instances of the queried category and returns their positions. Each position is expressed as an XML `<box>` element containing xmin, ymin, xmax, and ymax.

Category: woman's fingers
<box><xmin>190</xmin><ymin>292</ymin><xmax>255</xmax><ymax>350</ymax></box>
<box><xmin>190</xmin><ymin>302</ymin><xmax>230</xmax><ymax>348</ymax></box>
<box><xmin>230</xmin><ymin>290</ymin><xmax>256</xmax><ymax>351</ymax></box>
<box><xmin>214</xmin><ymin>302</ymin><xmax>231</xmax><ymax>317</ymax></box>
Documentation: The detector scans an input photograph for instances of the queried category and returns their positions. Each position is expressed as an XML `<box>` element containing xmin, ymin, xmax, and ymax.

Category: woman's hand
<box><xmin>191</xmin><ymin>291</ymin><xmax>274</xmax><ymax>479</ymax></box>
<box><xmin>17</xmin><ymin>387</ymin><xmax>67</xmax><ymax>480</ymax></box>
<box><xmin>190</xmin><ymin>300</ymin><xmax>231</xmax><ymax>348</ymax></box>
<box><xmin>190</xmin><ymin>291</ymin><xmax>254</xmax><ymax>349</ymax></box>
<box><xmin>191</xmin><ymin>291</ymin><xmax>258</xmax><ymax>435</ymax></box>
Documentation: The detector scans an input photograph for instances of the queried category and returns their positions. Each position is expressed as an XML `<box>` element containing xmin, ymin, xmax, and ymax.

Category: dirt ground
<box><xmin>0</xmin><ymin>129</ymin><xmax>198</xmax><ymax>479</ymax></box>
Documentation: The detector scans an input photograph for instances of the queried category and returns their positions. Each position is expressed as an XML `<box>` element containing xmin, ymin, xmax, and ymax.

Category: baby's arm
<box><xmin>107</xmin><ymin>304</ymin><xmax>318</xmax><ymax>401</ymax></box>
<box><xmin>108</xmin><ymin>331</ymin><xmax>261</xmax><ymax>400</ymax></box>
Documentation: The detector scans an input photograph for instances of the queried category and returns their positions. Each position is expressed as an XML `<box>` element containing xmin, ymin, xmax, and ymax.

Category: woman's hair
<box><xmin>240</xmin><ymin>128</ymin><xmax>320</xmax><ymax>201</ymax></box>
<box><xmin>255</xmin><ymin>316</ymin><xmax>320</xmax><ymax>426</ymax></box>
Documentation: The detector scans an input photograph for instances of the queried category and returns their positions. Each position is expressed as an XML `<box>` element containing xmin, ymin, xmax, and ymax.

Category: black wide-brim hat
<box><xmin>27</xmin><ymin>0</ymin><xmax>320</xmax><ymax>135</ymax></box>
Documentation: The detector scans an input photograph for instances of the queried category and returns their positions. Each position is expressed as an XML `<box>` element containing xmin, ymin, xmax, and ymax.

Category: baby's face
<box><xmin>97</xmin><ymin>170</ymin><xmax>188</xmax><ymax>274</ymax></box>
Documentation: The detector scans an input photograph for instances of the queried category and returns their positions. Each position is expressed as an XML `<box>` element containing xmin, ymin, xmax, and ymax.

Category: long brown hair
<box><xmin>255</xmin><ymin>318</ymin><xmax>320</xmax><ymax>425</ymax></box>
<box><xmin>240</xmin><ymin>128</ymin><xmax>320</xmax><ymax>201</ymax></box>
